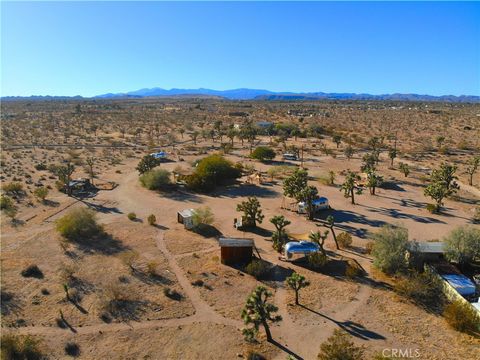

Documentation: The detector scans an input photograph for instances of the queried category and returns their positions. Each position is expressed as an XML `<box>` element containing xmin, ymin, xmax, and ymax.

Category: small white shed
<box><xmin>178</xmin><ymin>209</ymin><xmax>195</xmax><ymax>230</ymax></box>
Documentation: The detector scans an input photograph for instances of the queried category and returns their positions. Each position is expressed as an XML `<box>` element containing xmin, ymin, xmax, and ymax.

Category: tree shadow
<box><xmin>57</xmin><ymin>316</ymin><xmax>78</xmax><ymax>333</ymax></box>
<box><xmin>450</xmin><ymin>194</ymin><xmax>479</xmax><ymax>206</ymax></box>
<box><xmin>361</xmin><ymin>204</ymin><xmax>445</xmax><ymax>224</ymax></box>
<box><xmin>214</xmin><ymin>183</ymin><xmax>278</xmax><ymax>199</ymax></box>
<box><xmin>268</xmin><ymin>338</ymin><xmax>304</xmax><ymax>360</ymax></box>
<box><xmin>43</xmin><ymin>199</ymin><xmax>60</xmax><ymax>207</ymax></box>
<box><xmin>153</xmin><ymin>224</ymin><xmax>169</xmax><ymax>230</ymax></box>
<box><xmin>161</xmin><ymin>189</ymin><xmax>204</xmax><ymax>203</ymax></box>
<box><xmin>80</xmin><ymin>200</ymin><xmax>123</xmax><ymax>214</ymax></box>
<box><xmin>379</xmin><ymin>181</ymin><xmax>405</xmax><ymax>192</ymax></box>
<box><xmin>131</xmin><ymin>270</ymin><xmax>174</xmax><ymax>286</ymax></box>
<box><xmin>75</xmin><ymin>233</ymin><xmax>129</xmax><ymax>256</ymax></box>
<box><xmin>299</xmin><ymin>304</ymin><xmax>386</xmax><ymax>340</ymax></box>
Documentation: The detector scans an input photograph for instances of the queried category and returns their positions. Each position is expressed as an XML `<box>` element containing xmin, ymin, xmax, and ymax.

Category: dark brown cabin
<box><xmin>219</xmin><ymin>237</ymin><xmax>254</xmax><ymax>265</ymax></box>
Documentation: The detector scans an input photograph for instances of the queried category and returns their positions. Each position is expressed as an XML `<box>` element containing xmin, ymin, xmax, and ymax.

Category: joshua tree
<box><xmin>436</xmin><ymin>135</ymin><xmax>445</xmax><ymax>150</ymax></box>
<box><xmin>57</xmin><ymin>162</ymin><xmax>75</xmax><ymax>196</ymax></box>
<box><xmin>190</xmin><ymin>131</ymin><xmax>199</xmax><ymax>145</ymax></box>
<box><xmin>388</xmin><ymin>148</ymin><xmax>397</xmax><ymax>167</ymax></box>
<box><xmin>309</xmin><ymin>230</ymin><xmax>329</xmax><ymax>256</ymax></box>
<box><xmin>340</xmin><ymin>171</ymin><xmax>362</xmax><ymax>204</ymax></box>
<box><xmin>241</xmin><ymin>286</ymin><xmax>282</xmax><ymax>342</ymax></box>
<box><xmin>299</xmin><ymin>185</ymin><xmax>319</xmax><ymax>220</ymax></box>
<box><xmin>399</xmin><ymin>162</ymin><xmax>410</xmax><ymax>177</ymax></box>
<box><xmin>432</xmin><ymin>163</ymin><xmax>459</xmax><ymax>192</ymax></box>
<box><xmin>344</xmin><ymin>145</ymin><xmax>354</xmax><ymax>161</ymax></box>
<box><xmin>466</xmin><ymin>155</ymin><xmax>480</xmax><ymax>186</ymax></box>
<box><xmin>333</xmin><ymin>134</ymin><xmax>342</xmax><ymax>148</ymax></box>
<box><xmin>236</xmin><ymin>197</ymin><xmax>264</xmax><ymax>228</ymax></box>
<box><xmin>179</xmin><ymin>128</ymin><xmax>185</xmax><ymax>139</ymax></box>
<box><xmin>328</xmin><ymin>170</ymin><xmax>336</xmax><ymax>186</ymax></box>
<box><xmin>325</xmin><ymin>215</ymin><xmax>339</xmax><ymax>250</ymax></box>
<box><xmin>286</xmin><ymin>272</ymin><xmax>310</xmax><ymax>305</ymax></box>
<box><xmin>85</xmin><ymin>157</ymin><xmax>95</xmax><ymax>185</ymax></box>
<box><xmin>366</xmin><ymin>169</ymin><xmax>383</xmax><ymax>195</ymax></box>
<box><xmin>227</xmin><ymin>128</ymin><xmax>237</xmax><ymax>146</ymax></box>
<box><xmin>270</xmin><ymin>215</ymin><xmax>291</xmax><ymax>252</ymax></box>
<box><xmin>283</xmin><ymin>168</ymin><xmax>308</xmax><ymax>201</ymax></box>
<box><xmin>361</xmin><ymin>153</ymin><xmax>377</xmax><ymax>173</ymax></box>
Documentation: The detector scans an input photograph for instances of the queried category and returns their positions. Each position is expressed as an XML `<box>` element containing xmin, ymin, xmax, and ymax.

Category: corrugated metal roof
<box><xmin>178</xmin><ymin>209</ymin><xmax>194</xmax><ymax>218</ymax></box>
<box><xmin>409</xmin><ymin>241</ymin><xmax>445</xmax><ymax>254</ymax></box>
<box><xmin>219</xmin><ymin>237</ymin><xmax>254</xmax><ymax>247</ymax></box>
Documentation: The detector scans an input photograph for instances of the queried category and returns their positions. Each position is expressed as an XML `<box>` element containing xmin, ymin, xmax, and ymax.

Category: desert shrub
<box><xmin>246</xmin><ymin>352</ymin><xmax>266</xmax><ymax>360</ymax></box>
<box><xmin>317</xmin><ymin>329</ymin><xmax>365</xmax><ymax>360</ymax></box>
<box><xmin>139</xmin><ymin>169</ymin><xmax>171</xmax><ymax>190</ymax></box>
<box><xmin>365</xmin><ymin>241</ymin><xmax>374</xmax><ymax>254</ymax></box>
<box><xmin>191</xmin><ymin>279</ymin><xmax>204</xmax><ymax>287</ymax></box>
<box><xmin>251</xmin><ymin>146</ymin><xmax>276</xmax><ymax>162</ymax></box>
<box><xmin>163</xmin><ymin>287</ymin><xmax>183</xmax><ymax>301</ymax></box>
<box><xmin>337</xmin><ymin>232</ymin><xmax>353</xmax><ymax>248</ymax></box>
<box><xmin>147</xmin><ymin>214</ymin><xmax>156</xmax><ymax>226</ymax></box>
<box><xmin>64</xmin><ymin>342</ymin><xmax>80</xmax><ymax>357</ymax></box>
<box><xmin>33</xmin><ymin>187</ymin><xmax>49</xmax><ymax>201</ymax></box>
<box><xmin>443</xmin><ymin>300</ymin><xmax>480</xmax><ymax>334</ymax></box>
<box><xmin>307</xmin><ymin>252</ymin><xmax>328</xmax><ymax>269</ymax></box>
<box><xmin>345</xmin><ymin>262</ymin><xmax>362</xmax><ymax>278</ymax></box>
<box><xmin>0</xmin><ymin>195</ymin><xmax>17</xmax><ymax>219</ymax></box>
<box><xmin>371</xmin><ymin>224</ymin><xmax>409</xmax><ymax>274</ymax></box>
<box><xmin>1</xmin><ymin>334</ymin><xmax>44</xmax><ymax>360</ymax></box>
<box><xmin>56</xmin><ymin>208</ymin><xmax>103</xmax><ymax>242</ymax></box>
<box><xmin>473</xmin><ymin>206</ymin><xmax>480</xmax><ymax>223</ymax></box>
<box><xmin>100</xmin><ymin>283</ymin><xmax>140</xmax><ymax>320</ymax></box>
<box><xmin>426</xmin><ymin>203</ymin><xmax>437</xmax><ymax>213</ymax></box>
<box><xmin>3</xmin><ymin>182</ymin><xmax>24</xmax><ymax>196</ymax></box>
<box><xmin>34</xmin><ymin>163</ymin><xmax>47</xmax><ymax>171</ymax></box>
<box><xmin>394</xmin><ymin>271</ymin><xmax>445</xmax><ymax>311</ymax></box>
<box><xmin>444</xmin><ymin>225</ymin><xmax>480</xmax><ymax>266</ymax></box>
<box><xmin>245</xmin><ymin>259</ymin><xmax>269</xmax><ymax>279</ymax></box>
<box><xmin>127</xmin><ymin>212</ymin><xmax>136</xmax><ymax>221</ymax></box>
<box><xmin>146</xmin><ymin>261</ymin><xmax>158</xmax><ymax>276</ymax></box>
<box><xmin>192</xmin><ymin>206</ymin><xmax>214</xmax><ymax>228</ymax></box>
<box><xmin>21</xmin><ymin>264</ymin><xmax>44</xmax><ymax>279</ymax></box>
<box><xmin>187</xmin><ymin>154</ymin><xmax>241</xmax><ymax>192</ymax></box>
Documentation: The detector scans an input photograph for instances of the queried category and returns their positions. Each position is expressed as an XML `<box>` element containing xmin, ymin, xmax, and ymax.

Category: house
<box><xmin>64</xmin><ymin>178</ymin><xmax>93</xmax><ymax>194</ymax></box>
<box><xmin>177</xmin><ymin>209</ymin><xmax>195</xmax><ymax>230</ymax></box>
<box><xmin>298</xmin><ymin>197</ymin><xmax>329</xmax><ymax>214</ymax></box>
<box><xmin>219</xmin><ymin>237</ymin><xmax>254</xmax><ymax>265</ymax></box>
<box><xmin>284</xmin><ymin>241</ymin><xmax>320</xmax><ymax>261</ymax></box>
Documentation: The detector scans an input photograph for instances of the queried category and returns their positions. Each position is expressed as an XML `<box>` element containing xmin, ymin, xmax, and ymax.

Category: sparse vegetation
<box><xmin>56</xmin><ymin>208</ymin><xmax>103</xmax><ymax>242</ymax></box>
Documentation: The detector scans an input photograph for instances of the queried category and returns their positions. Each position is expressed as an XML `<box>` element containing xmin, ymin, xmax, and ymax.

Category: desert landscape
<box><xmin>1</xmin><ymin>97</ymin><xmax>479</xmax><ymax>359</ymax></box>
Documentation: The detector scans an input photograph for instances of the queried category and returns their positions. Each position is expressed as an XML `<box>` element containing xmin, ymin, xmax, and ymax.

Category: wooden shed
<box><xmin>219</xmin><ymin>237</ymin><xmax>254</xmax><ymax>265</ymax></box>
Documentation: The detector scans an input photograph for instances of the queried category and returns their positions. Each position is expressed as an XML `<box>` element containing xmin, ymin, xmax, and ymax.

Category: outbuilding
<box><xmin>284</xmin><ymin>241</ymin><xmax>320</xmax><ymax>261</ymax></box>
<box><xmin>298</xmin><ymin>197</ymin><xmax>329</xmax><ymax>214</ymax></box>
<box><xmin>219</xmin><ymin>237</ymin><xmax>254</xmax><ymax>265</ymax></box>
<box><xmin>177</xmin><ymin>209</ymin><xmax>195</xmax><ymax>230</ymax></box>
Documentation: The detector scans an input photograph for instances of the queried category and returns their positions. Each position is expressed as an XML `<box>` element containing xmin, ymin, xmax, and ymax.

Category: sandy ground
<box><xmin>2</xmin><ymin>136</ymin><xmax>480</xmax><ymax>359</ymax></box>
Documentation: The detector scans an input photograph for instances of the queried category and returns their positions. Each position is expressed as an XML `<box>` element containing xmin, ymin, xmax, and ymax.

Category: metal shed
<box><xmin>219</xmin><ymin>237</ymin><xmax>254</xmax><ymax>265</ymax></box>
<box><xmin>177</xmin><ymin>209</ymin><xmax>194</xmax><ymax>230</ymax></box>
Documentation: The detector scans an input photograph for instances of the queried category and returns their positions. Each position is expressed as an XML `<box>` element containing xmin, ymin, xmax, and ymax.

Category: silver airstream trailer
<box><xmin>284</xmin><ymin>241</ymin><xmax>320</xmax><ymax>261</ymax></box>
<box><xmin>298</xmin><ymin>197</ymin><xmax>329</xmax><ymax>214</ymax></box>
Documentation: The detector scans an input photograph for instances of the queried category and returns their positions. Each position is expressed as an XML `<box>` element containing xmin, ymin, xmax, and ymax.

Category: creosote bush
<box><xmin>139</xmin><ymin>169</ymin><xmax>171</xmax><ymax>190</ymax></box>
<box><xmin>56</xmin><ymin>208</ymin><xmax>103</xmax><ymax>242</ymax></box>
<box><xmin>337</xmin><ymin>232</ymin><xmax>353</xmax><ymax>248</ymax></box>
<box><xmin>317</xmin><ymin>329</ymin><xmax>365</xmax><ymax>360</ymax></box>
<box><xmin>127</xmin><ymin>212</ymin><xmax>136</xmax><ymax>221</ymax></box>
<box><xmin>443</xmin><ymin>300</ymin><xmax>480</xmax><ymax>334</ymax></box>
<box><xmin>307</xmin><ymin>252</ymin><xmax>328</xmax><ymax>269</ymax></box>
<box><xmin>245</xmin><ymin>259</ymin><xmax>269</xmax><ymax>279</ymax></box>
<box><xmin>1</xmin><ymin>334</ymin><xmax>44</xmax><ymax>360</ymax></box>
<box><xmin>147</xmin><ymin>214</ymin><xmax>156</xmax><ymax>226</ymax></box>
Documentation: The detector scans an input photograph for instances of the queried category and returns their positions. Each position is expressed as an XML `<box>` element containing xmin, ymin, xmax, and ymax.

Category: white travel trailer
<box><xmin>298</xmin><ymin>197</ymin><xmax>329</xmax><ymax>214</ymax></box>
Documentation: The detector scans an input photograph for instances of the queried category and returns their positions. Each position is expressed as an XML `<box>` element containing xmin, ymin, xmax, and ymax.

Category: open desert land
<box><xmin>1</xmin><ymin>98</ymin><xmax>480</xmax><ymax>359</ymax></box>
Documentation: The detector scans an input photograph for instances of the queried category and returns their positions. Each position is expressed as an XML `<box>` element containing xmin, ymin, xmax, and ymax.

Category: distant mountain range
<box><xmin>3</xmin><ymin>88</ymin><xmax>479</xmax><ymax>102</ymax></box>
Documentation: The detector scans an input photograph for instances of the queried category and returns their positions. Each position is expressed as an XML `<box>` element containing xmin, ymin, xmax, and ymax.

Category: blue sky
<box><xmin>1</xmin><ymin>1</ymin><xmax>479</xmax><ymax>97</ymax></box>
